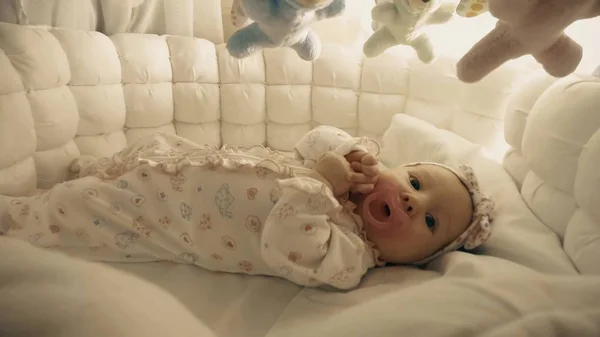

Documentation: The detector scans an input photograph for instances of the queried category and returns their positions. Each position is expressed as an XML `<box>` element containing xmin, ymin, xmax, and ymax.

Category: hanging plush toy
<box><xmin>363</xmin><ymin>0</ymin><xmax>456</xmax><ymax>63</ymax></box>
<box><xmin>455</xmin><ymin>0</ymin><xmax>600</xmax><ymax>83</ymax></box>
<box><xmin>226</xmin><ymin>0</ymin><xmax>346</xmax><ymax>61</ymax></box>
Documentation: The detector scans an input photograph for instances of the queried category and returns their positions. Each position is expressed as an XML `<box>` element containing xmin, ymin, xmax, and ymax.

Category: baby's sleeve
<box><xmin>293</xmin><ymin>126</ymin><xmax>380</xmax><ymax>168</ymax></box>
<box><xmin>261</xmin><ymin>177</ymin><xmax>374</xmax><ymax>290</ymax></box>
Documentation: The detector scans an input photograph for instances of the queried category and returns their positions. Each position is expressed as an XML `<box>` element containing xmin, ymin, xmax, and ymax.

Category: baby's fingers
<box><xmin>352</xmin><ymin>183</ymin><xmax>375</xmax><ymax>194</ymax></box>
<box><xmin>350</xmin><ymin>161</ymin><xmax>362</xmax><ymax>172</ymax></box>
<box><xmin>345</xmin><ymin>150</ymin><xmax>367</xmax><ymax>164</ymax></box>
<box><xmin>350</xmin><ymin>161</ymin><xmax>379</xmax><ymax>177</ymax></box>
<box><xmin>361</xmin><ymin>164</ymin><xmax>379</xmax><ymax>177</ymax></box>
<box><xmin>347</xmin><ymin>171</ymin><xmax>378</xmax><ymax>184</ymax></box>
<box><xmin>361</xmin><ymin>154</ymin><xmax>378</xmax><ymax>166</ymax></box>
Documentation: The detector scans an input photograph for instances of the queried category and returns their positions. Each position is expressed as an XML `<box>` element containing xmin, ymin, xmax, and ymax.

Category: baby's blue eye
<box><xmin>409</xmin><ymin>176</ymin><xmax>420</xmax><ymax>190</ymax></box>
<box><xmin>425</xmin><ymin>213</ymin><xmax>436</xmax><ymax>230</ymax></box>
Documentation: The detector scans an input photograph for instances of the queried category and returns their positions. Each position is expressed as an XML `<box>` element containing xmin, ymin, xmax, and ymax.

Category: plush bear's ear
<box><xmin>456</xmin><ymin>0</ymin><xmax>488</xmax><ymax>17</ymax></box>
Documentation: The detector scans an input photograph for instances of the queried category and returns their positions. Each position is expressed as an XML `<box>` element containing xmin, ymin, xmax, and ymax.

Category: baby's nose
<box><xmin>401</xmin><ymin>193</ymin><xmax>418</xmax><ymax>217</ymax></box>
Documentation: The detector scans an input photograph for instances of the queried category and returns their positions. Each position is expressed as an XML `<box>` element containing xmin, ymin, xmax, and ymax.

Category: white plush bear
<box><xmin>363</xmin><ymin>0</ymin><xmax>455</xmax><ymax>63</ymax></box>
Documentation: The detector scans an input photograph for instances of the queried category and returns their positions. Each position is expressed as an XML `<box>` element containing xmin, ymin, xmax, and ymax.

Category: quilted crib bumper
<box><xmin>0</xmin><ymin>21</ymin><xmax>531</xmax><ymax>196</ymax></box>
<box><xmin>503</xmin><ymin>73</ymin><xmax>600</xmax><ymax>275</ymax></box>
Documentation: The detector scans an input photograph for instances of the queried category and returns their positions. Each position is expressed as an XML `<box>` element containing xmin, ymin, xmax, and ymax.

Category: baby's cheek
<box><xmin>380</xmin><ymin>167</ymin><xmax>410</xmax><ymax>186</ymax></box>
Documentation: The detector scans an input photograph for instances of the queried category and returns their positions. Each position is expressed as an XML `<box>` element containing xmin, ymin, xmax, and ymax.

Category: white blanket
<box><xmin>0</xmin><ymin>236</ymin><xmax>217</xmax><ymax>337</ymax></box>
<box><xmin>2</xmin><ymin>236</ymin><xmax>600</xmax><ymax>337</ymax></box>
<box><xmin>268</xmin><ymin>258</ymin><xmax>600</xmax><ymax>337</ymax></box>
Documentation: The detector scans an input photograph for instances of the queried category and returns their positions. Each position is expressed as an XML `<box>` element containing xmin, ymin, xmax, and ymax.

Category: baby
<box><xmin>0</xmin><ymin>126</ymin><xmax>494</xmax><ymax>290</ymax></box>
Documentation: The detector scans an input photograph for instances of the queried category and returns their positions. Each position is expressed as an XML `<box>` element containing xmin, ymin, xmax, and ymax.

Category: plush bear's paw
<box><xmin>534</xmin><ymin>35</ymin><xmax>582</xmax><ymax>78</ymax></box>
<box><xmin>226</xmin><ymin>24</ymin><xmax>271</xmax><ymax>59</ymax></box>
<box><xmin>371</xmin><ymin>20</ymin><xmax>383</xmax><ymax>32</ymax></box>
<box><xmin>231</xmin><ymin>11</ymin><xmax>249</xmax><ymax>27</ymax></box>
<box><xmin>294</xmin><ymin>44</ymin><xmax>321</xmax><ymax>61</ymax></box>
<box><xmin>226</xmin><ymin>39</ymin><xmax>252</xmax><ymax>59</ymax></box>
<box><xmin>362</xmin><ymin>29</ymin><xmax>396</xmax><ymax>58</ymax></box>
<box><xmin>325</xmin><ymin>0</ymin><xmax>346</xmax><ymax>17</ymax></box>
<box><xmin>292</xmin><ymin>30</ymin><xmax>322</xmax><ymax>61</ymax></box>
<box><xmin>416</xmin><ymin>50</ymin><xmax>435</xmax><ymax>64</ymax></box>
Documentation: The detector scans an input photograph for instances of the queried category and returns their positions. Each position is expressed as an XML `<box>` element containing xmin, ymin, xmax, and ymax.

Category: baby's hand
<box><xmin>313</xmin><ymin>152</ymin><xmax>353</xmax><ymax>197</ymax></box>
<box><xmin>344</xmin><ymin>151</ymin><xmax>379</xmax><ymax>194</ymax></box>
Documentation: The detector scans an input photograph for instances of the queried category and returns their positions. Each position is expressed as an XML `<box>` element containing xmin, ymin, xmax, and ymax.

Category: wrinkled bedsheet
<box><xmin>2</xmin><ymin>236</ymin><xmax>600</xmax><ymax>337</ymax></box>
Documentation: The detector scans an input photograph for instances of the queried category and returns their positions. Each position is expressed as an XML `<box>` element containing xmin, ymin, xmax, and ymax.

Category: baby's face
<box><xmin>356</xmin><ymin>164</ymin><xmax>473</xmax><ymax>264</ymax></box>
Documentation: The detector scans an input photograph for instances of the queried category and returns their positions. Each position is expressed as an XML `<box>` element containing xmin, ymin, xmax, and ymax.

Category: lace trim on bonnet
<box><xmin>405</xmin><ymin>162</ymin><xmax>495</xmax><ymax>265</ymax></box>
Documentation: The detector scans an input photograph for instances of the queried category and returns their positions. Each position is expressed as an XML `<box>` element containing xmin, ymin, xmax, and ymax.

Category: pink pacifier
<box><xmin>361</xmin><ymin>181</ymin><xmax>410</xmax><ymax>237</ymax></box>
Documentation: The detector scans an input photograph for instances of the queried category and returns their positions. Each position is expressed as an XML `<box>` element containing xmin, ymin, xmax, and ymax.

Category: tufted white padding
<box><xmin>0</xmin><ymin>22</ymin><xmax>532</xmax><ymax>197</ymax></box>
<box><xmin>503</xmin><ymin>73</ymin><xmax>600</xmax><ymax>275</ymax></box>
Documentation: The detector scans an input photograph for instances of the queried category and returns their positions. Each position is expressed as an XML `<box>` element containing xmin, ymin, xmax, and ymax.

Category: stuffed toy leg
<box><xmin>363</xmin><ymin>0</ymin><xmax>455</xmax><ymax>63</ymax></box>
<box><xmin>230</xmin><ymin>0</ymin><xmax>250</xmax><ymax>28</ymax></box>
<box><xmin>456</xmin><ymin>0</ymin><xmax>600</xmax><ymax>83</ymax></box>
<box><xmin>226</xmin><ymin>0</ymin><xmax>346</xmax><ymax>61</ymax></box>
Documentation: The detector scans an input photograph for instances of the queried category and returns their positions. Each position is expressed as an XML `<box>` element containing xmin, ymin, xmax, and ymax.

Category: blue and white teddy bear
<box><xmin>226</xmin><ymin>0</ymin><xmax>346</xmax><ymax>61</ymax></box>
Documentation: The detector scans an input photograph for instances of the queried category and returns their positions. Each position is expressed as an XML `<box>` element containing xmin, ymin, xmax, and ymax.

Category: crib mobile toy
<box><xmin>226</xmin><ymin>0</ymin><xmax>346</xmax><ymax>61</ymax></box>
<box><xmin>364</xmin><ymin>0</ymin><xmax>456</xmax><ymax>63</ymax></box>
<box><xmin>225</xmin><ymin>0</ymin><xmax>600</xmax><ymax>83</ymax></box>
<box><xmin>454</xmin><ymin>0</ymin><xmax>600</xmax><ymax>83</ymax></box>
